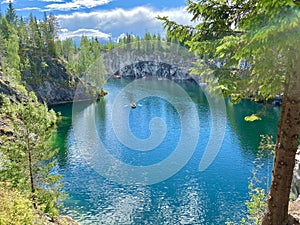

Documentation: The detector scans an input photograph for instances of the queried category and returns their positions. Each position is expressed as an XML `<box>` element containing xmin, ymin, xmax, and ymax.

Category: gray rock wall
<box><xmin>118</xmin><ymin>61</ymin><xmax>190</xmax><ymax>81</ymax></box>
<box><xmin>291</xmin><ymin>147</ymin><xmax>300</xmax><ymax>200</ymax></box>
<box><xmin>23</xmin><ymin>55</ymin><xmax>98</xmax><ymax>105</ymax></box>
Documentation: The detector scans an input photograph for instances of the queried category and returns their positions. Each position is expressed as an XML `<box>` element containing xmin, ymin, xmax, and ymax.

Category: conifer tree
<box><xmin>0</xmin><ymin>17</ymin><xmax>10</xmax><ymax>40</ymax></box>
<box><xmin>61</xmin><ymin>38</ymin><xmax>73</xmax><ymax>61</ymax></box>
<box><xmin>0</xmin><ymin>93</ymin><xmax>62</xmax><ymax>216</ymax></box>
<box><xmin>3</xmin><ymin>27</ymin><xmax>21</xmax><ymax>82</ymax></box>
<box><xmin>44</xmin><ymin>12</ymin><xmax>59</xmax><ymax>56</ymax></box>
<box><xmin>160</xmin><ymin>1</ymin><xmax>300</xmax><ymax>224</ymax></box>
<box><xmin>5</xmin><ymin>1</ymin><xmax>17</xmax><ymax>25</ymax></box>
<box><xmin>78</xmin><ymin>35</ymin><xmax>92</xmax><ymax>76</ymax></box>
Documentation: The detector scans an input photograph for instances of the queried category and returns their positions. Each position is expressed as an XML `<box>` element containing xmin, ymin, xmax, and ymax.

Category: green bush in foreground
<box><xmin>0</xmin><ymin>184</ymin><xmax>39</xmax><ymax>225</ymax></box>
<box><xmin>0</xmin><ymin>92</ymin><xmax>63</xmax><ymax>217</ymax></box>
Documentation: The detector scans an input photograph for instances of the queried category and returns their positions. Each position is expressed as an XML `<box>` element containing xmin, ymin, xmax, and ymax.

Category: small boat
<box><xmin>112</xmin><ymin>74</ymin><xmax>121</xmax><ymax>79</ymax></box>
<box><xmin>199</xmin><ymin>82</ymin><xmax>208</xmax><ymax>86</ymax></box>
<box><xmin>131</xmin><ymin>102</ymin><xmax>136</xmax><ymax>108</ymax></box>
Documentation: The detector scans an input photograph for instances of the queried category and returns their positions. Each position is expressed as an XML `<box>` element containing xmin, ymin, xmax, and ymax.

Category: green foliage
<box><xmin>159</xmin><ymin>0</ymin><xmax>300</xmax><ymax>101</ymax></box>
<box><xmin>60</xmin><ymin>38</ymin><xmax>73</xmax><ymax>60</ymax></box>
<box><xmin>160</xmin><ymin>5</ymin><xmax>300</xmax><ymax>222</ymax></box>
<box><xmin>244</xmin><ymin>184</ymin><xmax>267</xmax><ymax>225</ymax></box>
<box><xmin>58</xmin><ymin>35</ymin><xmax>108</xmax><ymax>87</ymax></box>
<box><xmin>78</xmin><ymin>36</ymin><xmax>92</xmax><ymax>76</ymax></box>
<box><xmin>0</xmin><ymin>184</ymin><xmax>40</xmax><ymax>225</ymax></box>
<box><xmin>0</xmin><ymin>3</ymin><xmax>79</xmax><ymax>221</ymax></box>
<box><xmin>2</xmin><ymin>26</ymin><xmax>21</xmax><ymax>82</ymax></box>
<box><xmin>5</xmin><ymin>1</ymin><xmax>18</xmax><ymax>25</ymax></box>
<box><xmin>226</xmin><ymin>135</ymin><xmax>274</xmax><ymax>224</ymax></box>
<box><xmin>0</xmin><ymin>2</ymin><xmax>61</xmax><ymax>86</ymax></box>
<box><xmin>244</xmin><ymin>114</ymin><xmax>262</xmax><ymax>122</ymax></box>
<box><xmin>30</xmin><ymin>15</ymin><xmax>41</xmax><ymax>49</ymax></box>
<box><xmin>57</xmin><ymin>31</ymin><xmax>173</xmax><ymax>85</ymax></box>
<box><xmin>257</xmin><ymin>135</ymin><xmax>275</xmax><ymax>157</ymax></box>
<box><xmin>59</xmin><ymin>38</ymin><xmax>78</xmax><ymax>73</ymax></box>
<box><xmin>243</xmin><ymin>135</ymin><xmax>274</xmax><ymax>224</ymax></box>
<box><xmin>43</xmin><ymin>13</ymin><xmax>59</xmax><ymax>56</ymax></box>
<box><xmin>15</xmin><ymin>83</ymin><xmax>28</xmax><ymax>95</ymax></box>
<box><xmin>85</xmin><ymin>54</ymin><xmax>107</xmax><ymax>88</ymax></box>
<box><xmin>0</xmin><ymin>93</ymin><xmax>63</xmax><ymax>216</ymax></box>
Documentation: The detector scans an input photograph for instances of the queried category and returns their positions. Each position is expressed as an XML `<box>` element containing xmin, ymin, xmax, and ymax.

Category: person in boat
<box><xmin>131</xmin><ymin>101</ymin><xmax>136</xmax><ymax>108</ymax></box>
<box><xmin>113</xmin><ymin>74</ymin><xmax>121</xmax><ymax>79</ymax></box>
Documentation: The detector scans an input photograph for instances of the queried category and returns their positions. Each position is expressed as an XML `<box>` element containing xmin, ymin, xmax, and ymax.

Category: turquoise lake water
<box><xmin>53</xmin><ymin>78</ymin><xmax>280</xmax><ymax>224</ymax></box>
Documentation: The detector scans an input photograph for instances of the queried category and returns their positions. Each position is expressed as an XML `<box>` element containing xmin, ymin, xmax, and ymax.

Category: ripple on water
<box><xmin>54</xmin><ymin>79</ymin><xmax>278</xmax><ymax>224</ymax></box>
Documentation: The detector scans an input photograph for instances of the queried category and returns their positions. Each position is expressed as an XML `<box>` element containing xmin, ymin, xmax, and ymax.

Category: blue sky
<box><xmin>1</xmin><ymin>0</ymin><xmax>194</xmax><ymax>41</ymax></box>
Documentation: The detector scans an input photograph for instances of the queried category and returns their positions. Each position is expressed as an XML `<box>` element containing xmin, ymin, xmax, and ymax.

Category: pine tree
<box><xmin>45</xmin><ymin>13</ymin><xmax>59</xmax><ymax>56</ymax></box>
<box><xmin>17</xmin><ymin>17</ymin><xmax>27</xmax><ymax>47</ymax></box>
<box><xmin>3</xmin><ymin>26</ymin><xmax>21</xmax><ymax>82</ymax></box>
<box><xmin>160</xmin><ymin>1</ymin><xmax>300</xmax><ymax>224</ymax></box>
<box><xmin>61</xmin><ymin>38</ymin><xmax>73</xmax><ymax>61</ymax></box>
<box><xmin>5</xmin><ymin>1</ymin><xmax>17</xmax><ymax>25</ymax></box>
<box><xmin>78</xmin><ymin>35</ymin><xmax>92</xmax><ymax>76</ymax></box>
<box><xmin>0</xmin><ymin>32</ymin><xmax>6</xmax><ymax>68</ymax></box>
<box><xmin>91</xmin><ymin>37</ymin><xmax>102</xmax><ymax>60</ymax></box>
<box><xmin>0</xmin><ymin>17</ymin><xmax>10</xmax><ymax>40</ymax></box>
<box><xmin>61</xmin><ymin>38</ymin><xmax>78</xmax><ymax>73</ymax></box>
<box><xmin>0</xmin><ymin>93</ymin><xmax>62</xmax><ymax>216</ymax></box>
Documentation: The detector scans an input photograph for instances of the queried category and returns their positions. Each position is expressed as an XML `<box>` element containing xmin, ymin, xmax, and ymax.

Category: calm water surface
<box><xmin>53</xmin><ymin>78</ymin><xmax>280</xmax><ymax>225</ymax></box>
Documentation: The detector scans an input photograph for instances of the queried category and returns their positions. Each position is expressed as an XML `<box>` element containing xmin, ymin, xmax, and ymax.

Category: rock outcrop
<box><xmin>117</xmin><ymin>61</ymin><xmax>191</xmax><ymax>80</ymax></box>
<box><xmin>291</xmin><ymin>147</ymin><xmax>300</xmax><ymax>200</ymax></box>
<box><xmin>0</xmin><ymin>78</ymin><xmax>25</xmax><ymax>103</ymax></box>
<box><xmin>22</xmin><ymin>53</ymin><xmax>99</xmax><ymax>105</ymax></box>
<box><xmin>101</xmin><ymin>47</ymin><xmax>201</xmax><ymax>83</ymax></box>
<box><xmin>288</xmin><ymin>147</ymin><xmax>300</xmax><ymax>224</ymax></box>
<box><xmin>0</xmin><ymin>79</ymin><xmax>25</xmax><ymax>136</ymax></box>
<box><xmin>288</xmin><ymin>199</ymin><xmax>300</xmax><ymax>225</ymax></box>
<box><xmin>41</xmin><ymin>215</ymin><xmax>79</xmax><ymax>225</ymax></box>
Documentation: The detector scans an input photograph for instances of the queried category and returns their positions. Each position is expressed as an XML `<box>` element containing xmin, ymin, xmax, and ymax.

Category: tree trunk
<box><xmin>27</xmin><ymin>132</ymin><xmax>37</xmax><ymax>209</ymax></box>
<box><xmin>261</xmin><ymin>72</ymin><xmax>300</xmax><ymax>225</ymax></box>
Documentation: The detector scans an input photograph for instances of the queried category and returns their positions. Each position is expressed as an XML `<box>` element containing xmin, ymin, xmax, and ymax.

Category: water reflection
<box><xmin>226</xmin><ymin>99</ymin><xmax>279</xmax><ymax>155</ymax></box>
<box><xmin>53</xmin><ymin>79</ymin><xmax>279</xmax><ymax>224</ymax></box>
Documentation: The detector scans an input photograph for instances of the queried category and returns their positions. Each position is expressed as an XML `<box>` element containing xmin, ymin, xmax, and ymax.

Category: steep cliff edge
<box><xmin>288</xmin><ymin>147</ymin><xmax>300</xmax><ymax>224</ymax></box>
<box><xmin>0</xmin><ymin>78</ymin><xmax>25</xmax><ymax>102</ymax></box>
<box><xmin>0</xmin><ymin>52</ymin><xmax>102</xmax><ymax>143</ymax></box>
<box><xmin>0</xmin><ymin>79</ymin><xmax>26</xmax><ymax>136</ymax></box>
<box><xmin>22</xmin><ymin>52</ymin><xmax>100</xmax><ymax>105</ymax></box>
<box><xmin>0</xmin><ymin>61</ymin><xmax>84</xmax><ymax>223</ymax></box>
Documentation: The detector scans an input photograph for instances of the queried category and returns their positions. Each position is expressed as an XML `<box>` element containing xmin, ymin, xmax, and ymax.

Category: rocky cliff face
<box><xmin>0</xmin><ymin>53</ymin><xmax>99</xmax><ymax>135</ymax></box>
<box><xmin>22</xmin><ymin>53</ymin><xmax>99</xmax><ymax>105</ymax></box>
<box><xmin>291</xmin><ymin>147</ymin><xmax>300</xmax><ymax>200</ymax></box>
<box><xmin>0</xmin><ymin>79</ymin><xmax>20</xmax><ymax>136</ymax></box>
<box><xmin>0</xmin><ymin>78</ymin><xmax>26</xmax><ymax>103</ymax></box>
<box><xmin>101</xmin><ymin>48</ymin><xmax>201</xmax><ymax>83</ymax></box>
<box><xmin>117</xmin><ymin>61</ymin><xmax>190</xmax><ymax>80</ymax></box>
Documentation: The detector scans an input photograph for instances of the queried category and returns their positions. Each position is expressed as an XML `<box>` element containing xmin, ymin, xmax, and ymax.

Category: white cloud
<box><xmin>45</xmin><ymin>0</ymin><xmax>111</xmax><ymax>11</ymax></box>
<box><xmin>57</xmin><ymin>6</ymin><xmax>195</xmax><ymax>40</ymax></box>
<box><xmin>117</xmin><ymin>33</ymin><xmax>136</xmax><ymax>43</ymax></box>
<box><xmin>16</xmin><ymin>7</ymin><xmax>41</xmax><ymax>11</ymax></box>
<box><xmin>1</xmin><ymin>0</ymin><xmax>14</xmax><ymax>3</ymax></box>
<box><xmin>59</xmin><ymin>28</ymin><xmax>111</xmax><ymax>40</ymax></box>
<box><xmin>40</xmin><ymin>0</ymin><xmax>64</xmax><ymax>2</ymax></box>
<box><xmin>60</xmin><ymin>28</ymin><xmax>69</xmax><ymax>33</ymax></box>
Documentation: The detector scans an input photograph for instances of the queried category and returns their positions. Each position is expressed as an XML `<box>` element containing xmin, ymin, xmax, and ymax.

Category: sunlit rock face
<box><xmin>118</xmin><ymin>61</ymin><xmax>190</xmax><ymax>80</ymax></box>
<box><xmin>22</xmin><ymin>54</ymin><xmax>98</xmax><ymax>105</ymax></box>
<box><xmin>291</xmin><ymin>147</ymin><xmax>300</xmax><ymax>200</ymax></box>
<box><xmin>101</xmin><ymin>47</ymin><xmax>201</xmax><ymax>83</ymax></box>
